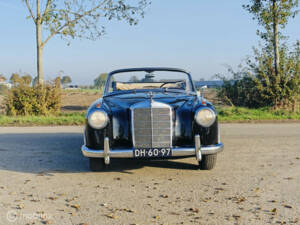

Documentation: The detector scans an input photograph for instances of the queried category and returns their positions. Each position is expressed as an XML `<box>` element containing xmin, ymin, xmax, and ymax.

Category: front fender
<box><xmin>192</xmin><ymin>98</ymin><xmax>219</xmax><ymax>145</ymax></box>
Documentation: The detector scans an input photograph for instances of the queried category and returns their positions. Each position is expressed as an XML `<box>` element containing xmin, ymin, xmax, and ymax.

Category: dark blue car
<box><xmin>81</xmin><ymin>67</ymin><xmax>224</xmax><ymax>171</ymax></box>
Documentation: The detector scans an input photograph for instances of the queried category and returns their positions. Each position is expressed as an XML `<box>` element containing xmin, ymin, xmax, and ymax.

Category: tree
<box><xmin>22</xmin><ymin>74</ymin><xmax>33</xmax><ymax>85</ymax></box>
<box><xmin>94</xmin><ymin>73</ymin><xmax>108</xmax><ymax>88</ymax></box>
<box><xmin>243</xmin><ymin>0</ymin><xmax>299</xmax><ymax>77</ymax></box>
<box><xmin>61</xmin><ymin>75</ymin><xmax>72</xmax><ymax>85</ymax></box>
<box><xmin>129</xmin><ymin>75</ymin><xmax>139</xmax><ymax>82</ymax></box>
<box><xmin>217</xmin><ymin>38</ymin><xmax>300</xmax><ymax>111</ymax></box>
<box><xmin>32</xmin><ymin>76</ymin><xmax>38</xmax><ymax>86</ymax></box>
<box><xmin>0</xmin><ymin>74</ymin><xmax>7</xmax><ymax>82</ymax></box>
<box><xmin>9</xmin><ymin>73</ymin><xmax>20</xmax><ymax>86</ymax></box>
<box><xmin>54</xmin><ymin>76</ymin><xmax>61</xmax><ymax>88</ymax></box>
<box><xmin>22</xmin><ymin>0</ymin><xmax>150</xmax><ymax>85</ymax></box>
<box><xmin>239</xmin><ymin>0</ymin><xmax>300</xmax><ymax>110</ymax></box>
<box><xmin>249</xmin><ymin>42</ymin><xmax>300</xmax><ymax>109</ymax></box>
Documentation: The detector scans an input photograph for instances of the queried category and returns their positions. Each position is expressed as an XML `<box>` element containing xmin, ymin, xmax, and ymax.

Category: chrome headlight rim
<box><xmin>194</xmin><ymin>107</ymin><xmax>216</xmax><ymax>127</ymax></box>
<box><xmin>88</xmin><ymin>110</ymin><xmax>109</xmax><ymax>129</ymax></box>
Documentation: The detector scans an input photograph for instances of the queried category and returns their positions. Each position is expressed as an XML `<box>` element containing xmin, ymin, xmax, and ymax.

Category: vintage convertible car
<box><xmin>81</xmin><ymin>68</ymin><xmax>223</xmax><ymax>171</ymax></box>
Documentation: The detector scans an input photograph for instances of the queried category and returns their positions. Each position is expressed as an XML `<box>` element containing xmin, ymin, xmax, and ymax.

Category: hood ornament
<box><xmin>148</xmin><ymin>91</ymin><xmax>154</xmax><ymax>104</ymax></box>
<box><xmin>148</xmin><ymin>91</ymin><xmax>153</xmax><ymax>99</ymax></box>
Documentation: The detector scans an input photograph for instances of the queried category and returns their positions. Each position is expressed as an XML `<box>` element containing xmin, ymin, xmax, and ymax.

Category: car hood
<box><xmin>102</xmin><ymin>92</ymin><xmax>198</xmax><ymax>110</ymax></box>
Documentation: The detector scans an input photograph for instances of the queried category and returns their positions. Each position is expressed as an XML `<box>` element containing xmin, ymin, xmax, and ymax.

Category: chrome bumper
<box><xmin>81</xmin><ymin>135</ymin><xmax>224</xmax><ymax>165</ymax></box>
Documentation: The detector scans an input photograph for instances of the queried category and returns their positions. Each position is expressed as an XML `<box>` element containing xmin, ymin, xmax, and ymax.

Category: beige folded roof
<box><xmin>115</xmin><ymin>82</ymin><xmax>181</xmax><ymax>90</ymax></box>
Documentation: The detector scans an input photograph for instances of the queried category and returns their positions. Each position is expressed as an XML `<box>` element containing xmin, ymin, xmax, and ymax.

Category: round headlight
<box><xmin>194</xmin><ymin>107</ymin><xmax>216</xmax><ymax>127</ymax></box>
<box><xmin>88</xmin><ymin>110</ymin><xmax>109</xmax><ymax>129</ymax></box>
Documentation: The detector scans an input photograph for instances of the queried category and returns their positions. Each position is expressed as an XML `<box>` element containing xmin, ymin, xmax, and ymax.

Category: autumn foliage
<box><xmin>5</xmin><ymin>79</ymin><xmax>61</xmax><ymax>116</ymax></box>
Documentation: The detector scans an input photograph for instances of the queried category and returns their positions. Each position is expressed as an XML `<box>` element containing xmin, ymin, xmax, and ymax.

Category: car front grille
<box><xmin>132</xmin><ymin>102</ymin><xmax>172</xmax><ymax>148</ymax></box>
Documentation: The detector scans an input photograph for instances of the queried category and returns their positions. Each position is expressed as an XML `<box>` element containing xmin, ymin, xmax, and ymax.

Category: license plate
<box><xmin>133</xmin><ymin>148</ymin><xmax>172</xmax><ymax>158</ymax></box>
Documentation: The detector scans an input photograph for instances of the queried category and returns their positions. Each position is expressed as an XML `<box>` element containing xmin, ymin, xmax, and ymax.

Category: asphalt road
<box><xmin>0</xmin><ymin>124</ymin><xmax>299</xmax><ymax>225</ymax></box>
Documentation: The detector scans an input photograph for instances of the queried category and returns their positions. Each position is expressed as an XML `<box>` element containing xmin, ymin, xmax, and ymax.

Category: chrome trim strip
<box><xmin>195</xmin><ymin>134</ymin><xmax>202</xmax><ymax>161</ymax></box>
<box><xmin>83</xmin><ymin>128</ymin><xmax>86</xmax><ymax>146</ymax></box>
<box><xmin>104</xmin><ymin>137</ymin><xmax>110</xmax><ymax>165</ymax></box>
<box><xmin>81</xmin><ymin>143</ymin><xmax>223</xmax><ymax>158</ymax></box>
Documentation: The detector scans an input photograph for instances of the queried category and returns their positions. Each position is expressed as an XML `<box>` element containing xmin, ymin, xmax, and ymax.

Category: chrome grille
<box><xmin>132</xmin><ymin>101</ymin><xmax>172</xmax><ymax>148</ymax></box>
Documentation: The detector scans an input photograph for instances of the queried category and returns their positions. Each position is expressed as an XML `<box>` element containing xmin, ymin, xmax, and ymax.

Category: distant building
<box><xmin>195</xmin><ymin>80</ymin><xmax>224</xmax><ymax>88</ymax></box>
<box><xmin>0</xmin><ymin>82</ymin><xmax>12</xmax><ymax>89</ymax></box>
<box><xmin>64</xmin><ymin>84</ymin><xmax>79</xmax><ymax>89</ymax></box>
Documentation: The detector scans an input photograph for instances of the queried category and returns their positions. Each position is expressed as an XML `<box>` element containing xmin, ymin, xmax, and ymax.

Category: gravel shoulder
<box><xmin>0</xmin><ymin>124</ymin><xmax>299</xmax><ymax>225</ymax></box>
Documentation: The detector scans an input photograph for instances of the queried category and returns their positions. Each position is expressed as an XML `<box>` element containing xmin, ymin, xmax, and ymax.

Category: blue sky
<box><xmin>0</xmin><ymin>0</ymin><xmax>300</xmax><ymax>85</ymax></box>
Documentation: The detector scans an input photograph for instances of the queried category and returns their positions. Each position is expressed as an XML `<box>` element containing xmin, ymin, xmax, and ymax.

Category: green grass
<box><xmin>0</xmin><ymin>107</ymin><xmax>299</xmax><ymax>126</ymax></box>
<box><xmin>217</xmin><ymin>107</ymin><xmax>300</xmax><ymax>122</ymax></box>
<box><xmin>62</xmin><ymin>88</ymin><xmax>102</xmax><ymax>94</ymax></box>
<box><xmin>0</xmin><ymin>112</ymin><xmax>85</xmax><ymax>126</ymax></box>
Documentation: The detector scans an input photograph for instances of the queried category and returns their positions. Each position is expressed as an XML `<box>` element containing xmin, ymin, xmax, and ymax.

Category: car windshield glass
<box><xmin>106</xmin><ymin>70</ymin><xmax>193</xmax><ymax>93</ymax></box>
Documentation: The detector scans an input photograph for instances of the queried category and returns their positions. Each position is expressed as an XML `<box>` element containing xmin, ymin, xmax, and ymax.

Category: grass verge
<box><xmin>62</xmin><ymin>88</ymin><xmax>102</xmax><ymax>94</ymax></box>
<box><xmin>217</xmin><ymin>107</ymin><xmax>300</xmax><ymax>122</ymax></box>
<box><xmin>0</xmin><ymin>107</ymin><xmax>300</xmax><ymax>126</ymax></box>
<box><xmin>0</xmin><ymin>112</ymin><xmax>85</xmax><ymax>126</ymax></box>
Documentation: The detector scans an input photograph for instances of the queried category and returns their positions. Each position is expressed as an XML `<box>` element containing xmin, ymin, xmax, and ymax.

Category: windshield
<box><xmin>105</xmin><ymin>70</ymin><xmax>194</xmax><ymax>94</ymax></box>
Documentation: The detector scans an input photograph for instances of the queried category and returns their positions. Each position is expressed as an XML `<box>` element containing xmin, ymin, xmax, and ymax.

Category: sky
<box><xmin>0</xmin><ymin>0</ymin><xmax>300</xmax><ymax>85</ymax></box>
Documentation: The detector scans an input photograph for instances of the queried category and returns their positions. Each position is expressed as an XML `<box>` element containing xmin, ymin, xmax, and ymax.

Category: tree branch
<box><xmin>24</xmin><ymin>0</ymin><xmax>36</xmax><ymax>24</ymax></box>
<box><xmin>41</xmin><ymin>3</ymin><xmax>107</xmax><ymax>47</ymax></box>
<box><xmin>42</xmin><ymin>0</ymin><xmax>52</xmax><ymax>23</ymax></box>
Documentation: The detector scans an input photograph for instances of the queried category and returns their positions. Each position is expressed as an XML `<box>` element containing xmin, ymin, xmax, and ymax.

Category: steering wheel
<box><xmin>160</xmin><ymin>81</ymin><xmax>184</xmax><ymax>89</ymax></box>
<box><xmin>160</xmin><ymin>83</ymin><xmax>171</xmax><ymax>88</ymax></box>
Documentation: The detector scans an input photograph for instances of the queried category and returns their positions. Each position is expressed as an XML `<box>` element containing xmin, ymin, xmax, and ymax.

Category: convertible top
<box><xmin>114</xmin><ymin>82</ymin><xmax>185</xmax><ymax>91</ymax></box>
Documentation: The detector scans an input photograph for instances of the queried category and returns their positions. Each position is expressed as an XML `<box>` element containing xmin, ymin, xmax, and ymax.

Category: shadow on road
<box><xmin>105</xmin><ymin>159</ymin><xmax>198</xmax><ymax>173</ymax></box>
<box><xmin>0</xmin><ymin>133</ymin><xmax>87</xmax><ymax>173</ymax></box>
<box><xmin>0</xmin><ymin>132</ymin><xmax>198</xmax><ymax>174</ymax></box>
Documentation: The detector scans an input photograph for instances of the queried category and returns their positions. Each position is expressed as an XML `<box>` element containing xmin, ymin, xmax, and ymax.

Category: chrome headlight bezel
<box><xmin>194</xmin><ymin>107</ymin><xmax>216</xmax><ymax>127</ymax></box>
<box><xmin>88</xmin><ymin>110</ymin><xmax>109</xmax><ymax>129</ymax></box>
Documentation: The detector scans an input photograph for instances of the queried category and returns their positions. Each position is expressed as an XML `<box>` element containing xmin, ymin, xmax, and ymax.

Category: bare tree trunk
<box><xmin>36</xmin><ymin>0</ymin><xmax>44</xmax><ymax>85</ymax></box>
<box><xmin>36</xmin><ymin>26</ymin><xmax>44</xmax><ymax>85</ymax></box>
<box><xmin>272</xmin><ymin>0</ymin><xmax>280</xmax><ymax>77</ymax></box>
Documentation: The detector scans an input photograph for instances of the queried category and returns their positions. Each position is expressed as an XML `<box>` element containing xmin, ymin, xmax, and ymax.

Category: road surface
<box><xmin>0</xmin><ymin>124</ymin><xmax>299</xmax><ymax>225</ymax></box>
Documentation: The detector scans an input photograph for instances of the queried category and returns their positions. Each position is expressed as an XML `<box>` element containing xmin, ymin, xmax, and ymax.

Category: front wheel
<box><xmin>198</xmin><ymin>154</ymin><xmax>217</xmax><ymax>170</ymax></box>
<box><xmin>89</xmin><ymin>158</ymin><xmax>106</xmax><ymax>171</ymax></box>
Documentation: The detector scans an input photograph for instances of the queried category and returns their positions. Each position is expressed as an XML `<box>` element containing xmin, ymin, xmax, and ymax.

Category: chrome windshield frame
<box><xmin>103</xmin><ymin>67</ymin><xmax>197</xmax><ymax>96</ymax></box>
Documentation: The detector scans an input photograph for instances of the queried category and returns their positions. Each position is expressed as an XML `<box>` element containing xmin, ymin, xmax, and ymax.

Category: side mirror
<box><xmin>199</xmin><ymin>85</ymin><xmax>207</xmax><ymax>98</ymax></box>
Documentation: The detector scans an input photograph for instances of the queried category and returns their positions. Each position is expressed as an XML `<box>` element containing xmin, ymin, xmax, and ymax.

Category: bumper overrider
<box><xmin>81</xmin><ymin>135</ymin><xmax>224</xmax><ymax>165</ymax></box>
